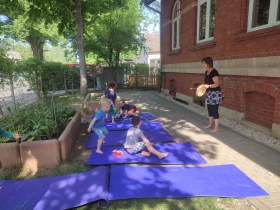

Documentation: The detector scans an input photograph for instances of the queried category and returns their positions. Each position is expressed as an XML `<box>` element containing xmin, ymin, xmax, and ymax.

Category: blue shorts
<box><xmin>127</xmin><ymin>142</ymin><xmax>146</xmax><ymax>154</ymax></box>
<box><xmin>93</xmin><ymin>126</ymin><xmax>108</xmax><ymax>140</ymax></box>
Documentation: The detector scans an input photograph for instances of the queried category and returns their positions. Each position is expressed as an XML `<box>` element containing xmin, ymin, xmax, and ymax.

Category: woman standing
<box><xmin>202</xmin><ymin>57</ymin><xmax>224</xmax><ymax>133</ymax></box>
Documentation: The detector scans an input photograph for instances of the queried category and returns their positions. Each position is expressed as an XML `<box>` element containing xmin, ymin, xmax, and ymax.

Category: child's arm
<box><xmin>87</xmin><ymin>118</ymin><xmax>97</xmax><ymax>133</ymax></box>
<box><xmin>123</xmin><ymin>110</ymin><xmax>128</xmax><ymax>118</ymax></box>
<box><xmin>141</xmin><ymin>136</ymin><xmax>151</xmax><ymax>144</ymax></box>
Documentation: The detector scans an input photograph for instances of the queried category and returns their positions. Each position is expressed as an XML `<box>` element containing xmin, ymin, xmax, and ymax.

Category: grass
<box><xmin>0</xmin><ymin>92</ymin><xmax>255</xmax><ymax>210</ymax></box>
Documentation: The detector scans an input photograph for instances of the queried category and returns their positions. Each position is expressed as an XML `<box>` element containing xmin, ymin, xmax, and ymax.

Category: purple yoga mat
<box><xmin>108</xmin><ymin>164</ymin><xmax>269</xmax><ymax>200</ymax></box>
<box><xmin>92</xmin><ymin>112</ymin><xmax>156</xmax><ymax>122</ymax></box>
<box><xmin>0</xmin><ymin>166</ymin><xmax>109</xmax><ymax>209</ymax></box>
<box><xmin>104</xmin><ymin>120</ymin><xmax>164</xmax><ymax>131</ymax></box>
<box><xmin>86</xmin><ymin>129</ymin><xmax>175</xmax><ymax>149</ymax></box>
<box><xmin>87</xmin><ymin>142</ymin><xmax>206</xmax><ymax>165</ymax></box>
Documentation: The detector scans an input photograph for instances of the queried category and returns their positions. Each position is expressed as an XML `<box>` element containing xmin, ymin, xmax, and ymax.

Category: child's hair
<box><xmin>100</xmin><ymin>97</ymin><xmax>111</xmax><ymax>106</ymax></box>
<box><xmin>121</xmin><ymin>99</ymin><xmax>125</xmax><ymax>104</ymax></box>
<box><xmin>107</xmin><ymin>81</ymin><xmax>117</xmax><ymax>89</ymax></box>
<box><xmin>201</xmin><ymin>57</ymin><xmax>213</xmax><ymax>68</ymax></box>
<box><xmin>132</xmin><ymin>116</ymin><xmax>141</xmax><ymax>127</ymax></box>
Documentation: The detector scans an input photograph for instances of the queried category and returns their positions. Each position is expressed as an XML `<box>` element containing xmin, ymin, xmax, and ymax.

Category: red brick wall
<box><xmin>161</xmin><ymin>0</ymin><xmax>280</xmax><ymax>127</ymax></box>
<box><xmin>161</xmin><ymin>0</ymin><xmax>280</xmax><ymax>64</ymax></box>
<box><xmin>164</xmin><ymin>72</ymin><xmax>280</xmax><ymax>126</ymax></box>
<box><xmin>245</xmin><ymin>92</ymin><xmax>275</xmax><ymax>128</ymax></box>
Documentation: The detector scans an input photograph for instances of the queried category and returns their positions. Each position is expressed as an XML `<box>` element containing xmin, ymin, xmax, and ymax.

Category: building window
<box><xmin>172</xmin><ymin>0</ymin><xmax>180</xmax><ymax>50</ymax></box>
<box><xmin>248</xmin><ymin>0</ymin><xmax>280</xmax><ymax>32</ymax></box>
<box><xmin>197</xmin><ymin>0</ymin><xmax>215</xmax><ymax>43</ymax></box>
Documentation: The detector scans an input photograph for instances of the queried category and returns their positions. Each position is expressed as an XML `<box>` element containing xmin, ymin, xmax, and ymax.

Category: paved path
<box><xmin>117</xmin><ymin>91</ymin><xmax>280</xmax><ymax>210</ymax></box>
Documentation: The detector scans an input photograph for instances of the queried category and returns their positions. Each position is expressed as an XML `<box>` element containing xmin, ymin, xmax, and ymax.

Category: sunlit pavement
<box><xmin>117</xmin><ymin>90</ymin><xmax>280</xmax><ymax>210</ymax></box>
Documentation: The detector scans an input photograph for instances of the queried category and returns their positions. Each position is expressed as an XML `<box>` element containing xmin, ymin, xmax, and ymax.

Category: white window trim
<box><xmin>172</xmin><ymin>0</ymin><xmax>180</xmax><ymax>50</ymax></box>
<box><xmin>196</xmin><ymin>0</ymin><xmax>214</xmax><ymax>44</ymax></box>
<box><xmin>247</xmin><ymin>0</ymin><xmax>280</xmax><ymax>32</ymax></box>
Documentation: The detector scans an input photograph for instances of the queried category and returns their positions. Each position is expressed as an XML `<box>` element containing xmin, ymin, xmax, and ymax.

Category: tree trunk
<box><xmin>76</xmin><ymin>0</ymin><xmax>87</xmax><ymax>95</ymax></box>
<box><xmin>26</xmin><ymin>36</ymin><xmax>44</xmax><ymax>61</ymax></box>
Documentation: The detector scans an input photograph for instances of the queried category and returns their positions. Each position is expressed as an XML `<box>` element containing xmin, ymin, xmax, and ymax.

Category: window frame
<box><xmin>247</xmin><ymin>0</ymin><xmax>280</xmax><ymax>32</ymax></box>
<box><xmin>172</xmin><ymin>0</ymin><xmax>181</xmax><ymax>50</ymax></box>
<box><xmin>196</xmin><ymin>0</ymin><xmax>215</xmax><ymax>44</ymax></box>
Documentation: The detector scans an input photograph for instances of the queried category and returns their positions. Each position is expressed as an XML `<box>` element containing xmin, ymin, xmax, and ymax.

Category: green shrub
<box><xmin>0</xmin><ymin>98</ymin><xmax>75</xmax><ymax>142</ymax></box>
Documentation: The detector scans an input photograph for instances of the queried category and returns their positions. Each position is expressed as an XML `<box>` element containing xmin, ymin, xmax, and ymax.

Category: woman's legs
<box><xmin>211</xmin><ymin>104</ymin><xmax>220</xmax><ymax>133</ymax></box>
<box><xmin>205</xmin><ymin>104</ymin><xmax>214</xmax><ymax>128</ymax></box>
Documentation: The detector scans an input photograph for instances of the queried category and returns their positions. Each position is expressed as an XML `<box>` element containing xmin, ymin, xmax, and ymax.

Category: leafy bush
<box><xmin>0</xmin><ymin>98</ymin><xmax>75</xmax><ymax>143</ymax></box>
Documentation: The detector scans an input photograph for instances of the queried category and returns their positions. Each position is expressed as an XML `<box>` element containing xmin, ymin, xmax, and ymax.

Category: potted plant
<box><xmin>193</xmin><ymin>96</ymin><xmax>205</xmax><ymax>106</ymax></box>
<box><xmin>169</xmin><ymin>87</ymin><xmax>176</xmax><ymax>97</ymax></box>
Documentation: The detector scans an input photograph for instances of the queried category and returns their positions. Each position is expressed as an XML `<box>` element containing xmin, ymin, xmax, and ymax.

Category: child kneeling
<box><xmin>124</xmin><ymin>116</ymin><xmax>168</xmax><ymax>159</ymax></box>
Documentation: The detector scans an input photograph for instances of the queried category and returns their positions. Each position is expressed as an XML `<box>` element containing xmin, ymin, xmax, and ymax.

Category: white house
<box><xmin>135</xmin><ymin>32</ymin><xmax>160</xmax><ymax>70</ymax></box>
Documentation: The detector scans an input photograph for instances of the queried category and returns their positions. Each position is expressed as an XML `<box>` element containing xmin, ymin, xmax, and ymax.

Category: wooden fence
<box><xmin>126</xmin><ymin>74</ymin><xmax>159</xmax><ymax>89</ymax></box>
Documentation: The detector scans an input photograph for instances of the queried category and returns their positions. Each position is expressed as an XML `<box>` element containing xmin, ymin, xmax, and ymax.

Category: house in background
<box><xmin>144</xmin><ymin>0</ymin><xmax>280</xmax><ymax>139</ymax></box>
<box><xmin>135</xmin><ymin>32</ymin><xmax>160</xmax><ymax>70</ymax></box>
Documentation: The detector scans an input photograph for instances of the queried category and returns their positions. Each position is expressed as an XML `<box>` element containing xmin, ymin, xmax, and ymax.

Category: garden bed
<box><xmin>0</xmin><ymin>111</ymin><xmax>81</xmax><ymax>170</ymax></box>
<box><xmin>84</xmin><ymin>92</ymin><xmax>103</xmax><ymax>115</ymax></box>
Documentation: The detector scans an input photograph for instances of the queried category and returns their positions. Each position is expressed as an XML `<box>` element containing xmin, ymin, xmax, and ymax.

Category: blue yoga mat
<box><xmin>86</xmin><ymin>129</ymin><xmax>175</xmax><ymax>149</ymax></box>
<box><xmin>92</xmin><ymin>112</ymin><xmax>156</xmax><ymax>122</ymax></box>
<box><xmin>0</xmin><ymin>166</ymin><xmax>109</xmax><ymax>209</ymax></box>
<box><xmin>108</xmin><ymin>164</ymin><xmax>269</xmax><ymax>200</ymax></box>
<box><xmin>104</xmin><ymin>120</ymin><xmax>164</xmax><ymax>131</ymax></box>
<box><xmin>87</xmin><ymin>142</ymin><xmax>206</xmax><ymax>165</ymax></box>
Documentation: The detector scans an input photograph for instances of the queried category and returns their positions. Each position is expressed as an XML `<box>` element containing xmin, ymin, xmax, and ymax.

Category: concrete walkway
<box><xmin>117</xmin><ymin>91</ymin><xmax>280</xmax><ymax>210</ymax></box>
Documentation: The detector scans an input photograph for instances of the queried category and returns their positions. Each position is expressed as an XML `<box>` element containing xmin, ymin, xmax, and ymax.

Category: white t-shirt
<box><xmin>123</xmin><ymin>127</ymin><xmax>144</xmax><ymax>148</ymax></box>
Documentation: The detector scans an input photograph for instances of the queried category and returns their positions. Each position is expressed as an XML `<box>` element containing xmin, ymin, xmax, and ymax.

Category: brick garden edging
<box><xmin>0</xmin><ymin>111</ymin><xmax>81</xmax><ymax>170</ymax></box>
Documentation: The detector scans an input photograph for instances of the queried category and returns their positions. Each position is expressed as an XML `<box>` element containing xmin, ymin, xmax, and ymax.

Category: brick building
<box><xmin>156</xmin><ymin>0</ymin><xmax>280</xmax><ymax>138</ymax></box>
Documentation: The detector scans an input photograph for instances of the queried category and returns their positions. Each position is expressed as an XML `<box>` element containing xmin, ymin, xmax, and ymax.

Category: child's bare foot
<box><xmin>210</xmin><ymin>129</ymin><xmax>219</xmax><ymax>133</ymax></box>
<box><xmin>204</xmin><ymin>125</ymin><xmax>212</xmax><ymax>129</ymax></box>
<box><xmin>141</xmin><ymin>151</ymin><xmax>151</xmax><ymax>156</ymax></box>
<box><xmin>96</xmin><ymin>150</ymin><xmax>103</xmax><ymax>154</ymax></box>
<box><xmin>112</xmin><ymin>121</ymin><xmax>115</xmax><ymax>124</ymax></box>
<box><xmin>103</xmin><ymin>141</ymin><xmax>106</xmax><ymax>144</ymax></box>
<box><xmin>158</xmin><ymin>152</ymin><xmax>168</xmax><ymax>159</ymax></box>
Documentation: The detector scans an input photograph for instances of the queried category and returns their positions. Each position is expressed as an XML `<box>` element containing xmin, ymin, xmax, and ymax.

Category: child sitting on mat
<box><xmin>87</xmin><ymin>98</ymin><xmax>111</xmax><ymax>154</ymax></box>
<box><xmin>124</xmin><ymin>116</ymin><xmax>168</xmax><ymax>159</ymax></box>
<box><xmin>119</xmin><ymin>99</ymin><xmax>138</xmax><ymax>118</ymax></box>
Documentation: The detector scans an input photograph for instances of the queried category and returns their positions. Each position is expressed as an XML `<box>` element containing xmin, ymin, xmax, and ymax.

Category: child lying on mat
<box><xmin>124</xmin><ymin>116</ymin><xmax>168</xmax><ymax>159</ymax></box>
<box><xmin>119</xmin><ymin>99</ymin><xmax>138</xmax><ymax>118</ymax></box>
<box><xmin>87</xmin><ymin>98</ymin><xmax>111</xmax><ymax>154</ymax></box>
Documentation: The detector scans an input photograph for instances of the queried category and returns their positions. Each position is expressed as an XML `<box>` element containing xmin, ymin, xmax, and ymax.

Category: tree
<box><xmin>25</xmin><ymin>0</ymin><xmax>125</xmax><ymax>95</ymax></box>
<box><xmin>0</xmin><ymin>1</ymin><xmax>61</xmax><ymax>61</ymax></box>
<box><xmin>84</xmin><ymin>0</ymin><xmax>145</xmax><ymax>81</ymax></box>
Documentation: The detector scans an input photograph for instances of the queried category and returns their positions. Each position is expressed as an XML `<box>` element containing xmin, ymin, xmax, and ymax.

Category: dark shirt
<box><xmin>122</xmin><ymin>104</ymin><xmax>136</xmax><ymax>111</ymax></box>
<box><xmin>204</xmin><ymin>69</ymin><xmax>221</xmax><ymax>92</ymax></box>
<box><xmin>104</xmin><ymin>89</ymin><xmax>116</xmax><ymax>107</ymax></box>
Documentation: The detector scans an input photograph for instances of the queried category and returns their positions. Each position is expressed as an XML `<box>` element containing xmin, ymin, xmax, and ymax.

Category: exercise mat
<box><xmin>104</xmin><ymin>121</ymin><xmax>164</xmax><ymax>131</ymax></box>
<box><xmin>0</xmin><ymin>166</ymin><xmax>109</xmax><ymax>209</ymax></box>
<box><xmin>86</xmin><ymin>129</ymin><xmax>175</xmax><ymax>149</ymax></box>
<box><xmin>108</xmin><ymin>164</ymin><xmax>268</xmax><ymax>200</ymax></box>
<box><xmin>87</xmin><ymin>142</ymin><xmax>206</xmax><ymax>165</ymax></box>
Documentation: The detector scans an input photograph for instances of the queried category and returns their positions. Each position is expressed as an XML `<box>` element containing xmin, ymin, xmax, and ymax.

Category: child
<box><xmin>0</xmin><ymin>128</ymin><xmax>22</xmax><ymax>169</ymax></box>
<box><xmin>124</xmin><ymin>116</ymin><xmax>168</xmax><ymax>159</ymax></box>
<box><xmin>119</xmin><ymin>99</ymin><xmax>138</xmax><ymax>118</ymax></box>
<box><xmin>87</xmin><ymin>98</ymin><xmax>111</xmax><ymax>154</ymax></box>
<box><xmin>104</xmin><ymin>81</ymin><xmax>117</xmax><ymax>123</ymax></box>
<box><xmin>0</xmin><ymin>127</ymin><xmax>22</xmax><ymax>139</ymax></box>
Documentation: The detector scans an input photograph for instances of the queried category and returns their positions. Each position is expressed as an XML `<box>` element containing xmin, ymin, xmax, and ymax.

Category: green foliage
<box><xmin>135</xmin><ymin>63</ymin><xmax>149</xmax><ymax>74</ymax></box>
<box><xmin>18</xmin><ymin>58</ymin><xmax>78</xmax><ymax>96</ymax></box>
<box><xmin>0</xmin><ymin>98</ymin><xmax>75</xmax><ymax>143</ymax></box>
<box><xmin>0</xmin><ymin>50</ymin><xmax>21</xmax><ymax>87</ymax></box>
<box><xmin>84</xmin><ymin>0</ymin><xmax>145</xmax><ymax>68</ymax></box>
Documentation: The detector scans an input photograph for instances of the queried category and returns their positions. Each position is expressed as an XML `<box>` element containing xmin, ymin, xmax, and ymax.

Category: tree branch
<box><xmin>64</xmin><ymin>3</ymin><xmax>76</xmax><ymax>19</ymax></box>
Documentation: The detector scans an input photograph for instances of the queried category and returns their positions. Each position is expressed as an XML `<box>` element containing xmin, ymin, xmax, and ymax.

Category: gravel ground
<box><xmin>155</xmin><ymin>93</ymin><xmax>280</xmax><ymax>153</ymax></box>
